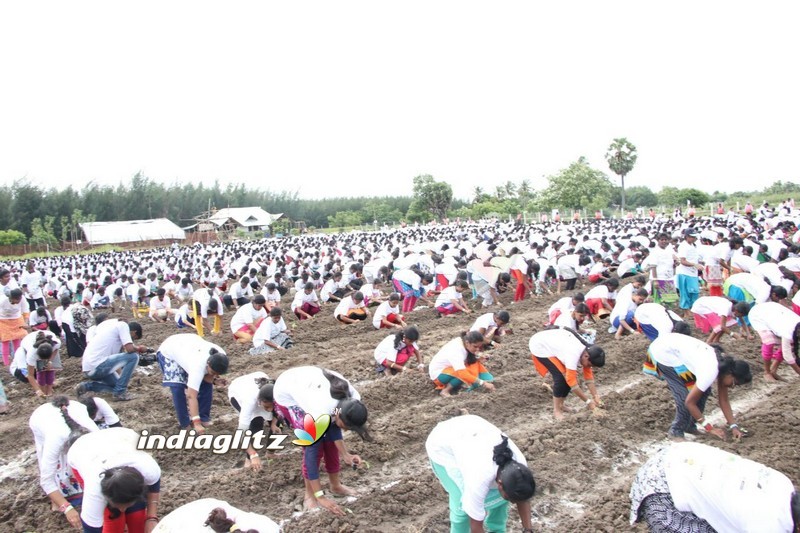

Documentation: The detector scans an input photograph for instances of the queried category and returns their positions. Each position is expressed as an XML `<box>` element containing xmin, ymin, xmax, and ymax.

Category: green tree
<box><xmin>29</xmin><ymin>216</ymin><xmax>59</xmax><ymax>247</ymax></box>
<box><xmin>327</xmin><ymin>210</ymin><xmax>363</xmax><ymax>230</ymax></box>
<box><xmin>658</xmin><ymin>187</ymin><xmax>710</xmax><ymax>208</ymax></box>
<box><xmin>407</xmin><ymin>175</ymin><xmax>453</xmax><ymax>222</ymax></box>
<box><xmin>605</xmin><ymin>138</ymin><xmax>638</xmax><ymax>212</ymax></box>
<box><xmin>540</xmin><ymin>157</ymin><xmax>613</xmax><ymax>211</ymax></box>
<box><xmin>0</xmin><ymin>230</ymin><xmax>27</xmax><ymax>245</ymax></box>
<box><xmin>611</xmin><ymin>185</ymin><xmax>658</xmax><ymax>207</ymax></box>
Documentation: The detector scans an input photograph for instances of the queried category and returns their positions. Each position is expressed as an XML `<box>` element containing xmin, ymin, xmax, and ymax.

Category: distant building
<box><xmin>79</xmin><ymin>219</ymin><xmax>186</xmax><ymax>245</ymax></box>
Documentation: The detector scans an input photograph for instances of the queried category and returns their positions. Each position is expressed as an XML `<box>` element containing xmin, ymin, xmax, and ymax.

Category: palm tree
<box><xmin>605</xmin><ymin>138</ymin><xmax>638</xmax><ymax>212</ymax></box>
<box><xmin>472</xmin><ymin>186</ymin><xmax>485</xmax><ymax>203</ymax></box>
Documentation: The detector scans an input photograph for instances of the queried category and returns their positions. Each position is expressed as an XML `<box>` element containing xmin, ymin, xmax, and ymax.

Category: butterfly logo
<box><xmin>292</xmin><ymin>414</ymin><xmax>332</xmax><ymax>446</ymax></box>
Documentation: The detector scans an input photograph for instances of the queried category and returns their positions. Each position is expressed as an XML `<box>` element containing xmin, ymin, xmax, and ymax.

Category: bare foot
<box><xmin>764</xmin><ymin>373</ymin><xmax>778</xmax><ymax>383</ymax></box>
<box><xmin>331</xmin><ymin>484</ymin><xmax>357</xmax><ymax>497</ymax></box>
<box><xmin>540</xmin><ymin>382</ymin><xmax>553</xmax><ymax>394</ymax></box>
<box><xmin>561</xmin><ymin>405</ymin><xmax>574</xmax><ymax>413</ymax></box>
<box><xmin>303</xmin><ymin>497</ymin><xmax>320</xmax><ymax>511</ymax></box>
<box><xmin>439</xmin><ymin>389</ymin><xmax>452</xmax><ymax>398</ymax></box>
<box><xmin>554</xmin><ymin>411</ymin><xmax>565</xmax><ymax>421</ymax></box>
<box><xmin>773</xmin><ymin>373</ymin><xmax>786</xmax><ymax>382</ymax></box>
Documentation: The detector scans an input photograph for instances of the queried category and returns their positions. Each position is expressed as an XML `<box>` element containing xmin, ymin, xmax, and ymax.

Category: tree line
<box><xmin>1</xmin><ymin>163</ymin><xmax>798</xmax><ymax>245</ymax></box>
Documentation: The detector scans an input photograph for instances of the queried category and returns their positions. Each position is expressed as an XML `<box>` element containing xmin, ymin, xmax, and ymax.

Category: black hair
<box><xmin>322</xmin><ymin>368</ymin><xmax>352</xmax><ymax>401</ymax></box>
<box><xmin>204</xmin><ymin>508</ymin><xmax>258</xmax><ymax>533</ymax></box>
<box><xmin>574</xmin><ymin>303</ymin><xmax>590</xmax><ymax>315</ymax></box>
<box><xmin>352</xmin><ymin>291</ymin><xmax>364</xmax><ymax>302</ymax></box>
<box><xmin>51</xmin><ymin>396</ymin><xmax>90</xmax><ymax>447</ymax></box>
<box><xmin>672</xmin><ymin>321</ymin><xmax>692</xmax><ymax>336</ymax></box>
<box><xmin>793</xmin><ymin>323</ymin><xmax>800</xmax><ymax>361</ymax></box>
<box><xmin>492</xmin><ymin>435</ymin><xmax>536</xmax><ymax>502</ymax></box>
<box><xmin>770</xmin><ymin>286</ymin><xmax>788</xmax><ymax>300</ymax></box>
<box><xmin>269</xmin><ymin>307</ymin><xmax>282</xmax><ymax>317</ymax></box>
<box><xmin>388</xmin><ymin>292</ymin><xmax>401</xmax><ymax>302</ymax></box>
<box><xmin>9</xmin><ymin>288</ymin><xmax>22</xmax><ymax>300</ymax></box>
<box><xmin>733</xmin><ymin>301</ymin><xmax>751</xmax><ymax>316</ymax></box>
<box><xmin>207</xmin><ymin>348</ymin><xmax>229</xmax><ymax>374</ymax></box>
<box><xmin>253</xmin><ymin>294</ymin><xmax>266</xmax><ymax>305</ymax></box>
<box><xmin>717</xmin><ymin>355</ymin><xmax>753</xmax><ymax>385</ymax></box>
<box><xmin>79</xmin><ymin>397</ymin><xmax>98</xmax><ymax>420</ymax></box>
<box><xmin>257</xmin><ymin>383</ymin><xmax>274</xmax><ymax>403</ymax></box>
<box><xmin>395</xmin><ymin>326</ymin><xmax>420</xmax><ymax>349</ymax></box>
<box><xmin>462</xmin><ymin>330</ymin><xmax>485</xmax><ymax>364</ymax></box>
<box><xmin>572</xmin><ymin>292</ymin><xmax>585</xmax><ymax>303</ymax></box>
<box><xmin>100</xmin><ymin>466</ymin><xmax>146</xmax><ymax>516</ymax></box>
<box><xmin>128</xmin><ymin>321</ymin><xmax>143</xmax><ymax>339</ymax></box>
<box><xmin>791</xmin><ymin>492</ymin><xmax>800</xmax><ymax>533</ymax></box>
<box><xmin>207</xmin><ymin>298</ymin><xmax>219</xmax><ymax>313</ymax></box>
<box><xmin>496</xmin><ymin>310</ymin><xmax>510</xmax><ymax>324</ymax></box>
<box><xmin>634</xmin><ymin>288</ymin><xmax>649</xmax><ymax>298</ymax></box>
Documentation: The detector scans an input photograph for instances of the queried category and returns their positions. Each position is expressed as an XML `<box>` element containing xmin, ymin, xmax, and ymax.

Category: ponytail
<box><xmin>51</xmin><ymin>395</ymin><xmax>90</xmax><ymax>445</ymax></box>
<box><xmin>492</xmin><ymin>435</ymin><xmax>536</xmax><ymax>502</ymax></box>
<box><xmin>492</xmin><ymin>435</ymin><xmax>514</xmax><ymax>468</ymax></box>
<box><xmin>322</xmin><ymin>368</ymin><xmax>352</xmax><ymax>401</ymax></box>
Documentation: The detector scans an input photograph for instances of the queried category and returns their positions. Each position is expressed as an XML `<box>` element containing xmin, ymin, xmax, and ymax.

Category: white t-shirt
<box><xmin>158</xmin><ymin>334</ymin><xmax>224</xmax><ymax>391</ymax></box>
<box><xmin>272</xmin><ymin>366</ymin><xmax>360</xmax><ymax>417</ymax></box>
<box><xmin>528</xmin><ymin>329</ymin><xmax>585</xmax><ymax>369</ymax></box>
<box><xmin>428</xmin><ymin>337</ymin><xmax>469</xmax><ymax>380</ymax></box>
<box><xmin>676</xmin><ymin>241</ymin><xmax>700</xmax><ymax>278</ymax></box>
<box><xmin>29</xmin><ymin>401</ymin><xmax>98</xmax><ymax>494</ymax></box>
<box><xmin>373</xmin><ymin>334</ymin><xmax>418</xmax><ymax>365</ymax></box>
<box><xmin>81</xmin><ymin>319</ymin><xmax>134</xmax><ymax>373</ymax></box>
<box><xmin>252</xmin><ymin>317</ymin><xmax>288</xmax><ymax>347</ymax></box>
<box><xmin>372</xmin><ymin>301</ymin><xmax>400</xmax><ymax>329</ymax></box>
<box><xmin>68</xmin><ymin>428</ymin><xmax>161</xmax><ymax>529</ymax></box>
<box><xmin>642</xmin><ymin>246</ymin><xmax>675</xmax><ymax>280</ymax></box>
<box><xmin>425</xmin><ymin>415</ymin><xmax>527</xmax><ymax>522</ymax></box>
<box><xmin>21</xmin><ymin>330</ymin><xmax>62</xmax><ymax>369</ymax></box>
<box><xmin>469</xmin><ymin>313</ymin><xmax>497</xmax><ymax>333</ymax></box>
<box><xmin>153</xmin><ymin>498</ymin><xmax>280</xmax><ymax>533</ymax></box>
<box><xmin>228</xmin><ymin>372</ymin><xmax>274</xmax><ymax>430</ymax></box>
<box><xmin>434</xmin><ymin>286</ymin><xmax>462</xmax><ymax>308</ymax></box>
<box><xmin>20</xmin><ymin>270</ymin><xmax>44</xmax><ymax>299</ymax></box>
<box><xmin>230</xmin><ymin>303</ymin><xmax>267</xmax><ymax>333</ymax></box>
<box><xmin>90</xmin><ymin>397</ymin><xmax>120</xmax><ymax>427</ymax></box>
<box><xmin>334</xmin><ymin>296</ymin><xmax>365</xmax><ymax>318</ymax></box>
<box><xmin>634</xmin><ymin>303</ymin><xmax>679</xmax><ymax>336</ymax></box>
<box><xmin>691</xmin><ymin>296</ymin><xmax>733</xmax><ymax>318</ymax></box>
<box><xmin>648</xmin><ymin>333</ymin><xmax>719</xmax><ymax>392</ymax></box>
<box><xmin>664</xmin><ymin>442</ymin><xmax>794</xmax><ymax>533</ymax></box>
<box><xmin>749</xmin><ymin>302</ymin><xmax>800</xmax><ymax>341</ymax></box>
<box><xmin>727</xmin><ymin>273</ymin><xmax>771</xmax><ymax>303</ymax></box>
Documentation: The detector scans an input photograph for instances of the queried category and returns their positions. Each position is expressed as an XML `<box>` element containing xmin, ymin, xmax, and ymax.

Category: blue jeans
<box><xmin>168</xmin><ymin>380</ymin><xmax>213</xmax><ymax>428</ymax></box>
<box><xmin>83</xmin><ymin>352</ymin><xmax>139</xmax><ymax>396</ymax></box>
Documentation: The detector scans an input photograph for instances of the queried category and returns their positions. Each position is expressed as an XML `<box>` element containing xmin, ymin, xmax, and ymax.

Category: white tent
<box><xmin>207</xmin><ymin>207</ymin><xmax>282</xmax><ymax>230</ymax></box>
<box><xmin>80</xmin><ymin>218</ymin><xmax>186</xmax><ymax>245</ymax></box>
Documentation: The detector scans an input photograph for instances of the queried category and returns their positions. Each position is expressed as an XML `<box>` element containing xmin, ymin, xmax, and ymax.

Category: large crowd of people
<box><xmin>2</xmin><ymin>201</ymin><xmax>800</xmax><ymax>531</ymax></box>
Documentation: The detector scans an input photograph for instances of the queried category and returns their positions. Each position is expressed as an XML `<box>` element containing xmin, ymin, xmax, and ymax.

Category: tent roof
<box><xmin>79</xmin><ymin>218</ymin><xmax>186</xmax><ymax>245</ymax></box>
<box><xmin>207</xmin><ymin>207</ymin><xmax>282</xmax><ymax>227</ymax></box>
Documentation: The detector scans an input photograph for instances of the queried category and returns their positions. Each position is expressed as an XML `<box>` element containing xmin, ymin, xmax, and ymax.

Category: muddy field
<box><xmin>1</xmin><ymin>284</ymin><xmax>798</xmax><ymax>532</ymax></box>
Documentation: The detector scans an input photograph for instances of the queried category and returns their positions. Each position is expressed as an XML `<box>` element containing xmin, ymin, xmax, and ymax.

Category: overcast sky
<box><xmin>1</xmin><ymin>1</ymin><xmax>798</xmax><ymax>201</ymax></box>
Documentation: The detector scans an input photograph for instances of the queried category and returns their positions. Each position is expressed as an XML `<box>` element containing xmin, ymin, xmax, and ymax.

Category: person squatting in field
<box><xmin>429</xmin><ymin>331</ymin><xmax>495</xmax><ymax>398</ymax></box>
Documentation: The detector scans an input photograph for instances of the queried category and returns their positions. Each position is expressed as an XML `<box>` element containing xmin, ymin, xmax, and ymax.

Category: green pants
<box><xmin>430</xmin><ymin>461</ymin><xmax>510</xmax><ymax>533</ymax></box>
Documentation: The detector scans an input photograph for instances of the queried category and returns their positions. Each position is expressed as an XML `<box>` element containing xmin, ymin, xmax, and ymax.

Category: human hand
<box><xmin>65</xmin><ymin>507</ymin><xmax>81</xmax><ymax>529</ymax></box>
<box><xmin>731</xmin><ymin>427</ymin><xmax>743</xmax><ymax>441</ymax></box>
<box><xmin>249</xmin><ymin>455</ymin><xmax>262</xmax><ymax>472</ymax></box>
<box><xmin>318</xmin><ymin>497</ymin><xmax>345</xmax><ymax>516</ymax></box>
<box><xmin>709</xmin><ymin>427</ymin><xmax>726</xmax><ymax>440</ymax></box>
<box><xmin>483</xmin><ymin>382</ymin><xmax>496</xmax><ymax>392</ymax></box>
